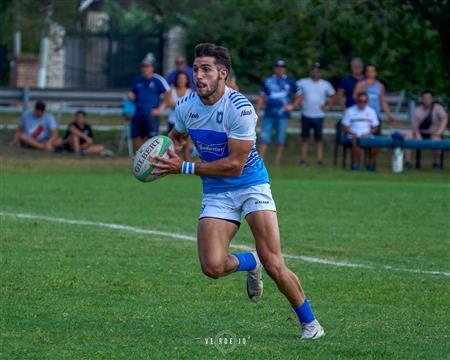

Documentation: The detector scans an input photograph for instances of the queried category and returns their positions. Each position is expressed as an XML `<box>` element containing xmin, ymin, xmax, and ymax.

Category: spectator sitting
<box><xmin>166</xmin><ymin>56</ymin><xmax>196</xmax><ymax>90</ymax></box>
<box><xmin>297</xmin><ymin>62</ymin><xmax>336</xmax><ymax>166</ymax></box>
<box><xmin>404</xmin><ymin>90</ymin><xmax>448</xmax><ymax>169</ymax></box>
<box><xmin>11</xmin><ymin>100</ymin><xmax>63</xmax><ymax>152</ymax></box>
<box><xmin>63</xmin><ymin>110</ymin><xmax>112</xmax><ymax>156</ymax></box>
<box><xmin>341</xmin><ymin>92</ymin><xmax>379</xmax><ymax>171</ymax></box>
<box><xmin>166</xmin><ymin>71</ymin><xmax>192</xmax><ymax>160</ymax></box>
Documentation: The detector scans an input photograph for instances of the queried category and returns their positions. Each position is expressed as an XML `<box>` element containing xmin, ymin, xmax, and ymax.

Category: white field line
<box><xmin>1</xmin><ymin>211</ymin><xmax>449</xmax><ymax>278</ymax></box>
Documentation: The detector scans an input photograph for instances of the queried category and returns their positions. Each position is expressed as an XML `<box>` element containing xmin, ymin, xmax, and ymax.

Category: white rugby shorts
<box><xmin>199</xmin><ymin>183</ymin><xmax>277</xmax><ymax>223</ymax></box>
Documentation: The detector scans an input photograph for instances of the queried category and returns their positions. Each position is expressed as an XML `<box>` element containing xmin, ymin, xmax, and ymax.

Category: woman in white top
<box><xmin>167</xmin><ymin>71</ymin><xmax>192</xmax><ymax>160</ymax></box>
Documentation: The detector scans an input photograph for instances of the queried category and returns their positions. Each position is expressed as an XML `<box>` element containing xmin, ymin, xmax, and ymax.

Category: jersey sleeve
<box><xmin>131</xmin><ymin>78</ymin><xmax>139</xmax><ymax>96</ymax></box>
<box><xmin>369</xmin><ymin>109</ymin><xmax>380</xmax><ymax>127</ymax></box>
<box><xmin>260</xmin><ymin>81</ymin><xmax>269</xmax><ymax>96</ymax></box>
<box><xmin>174</xmin><ymin>105</ymin><xmax>187</xmax><ymax>133</ymax></box>
<box><xmin>326</xmin><ymin>81</ymin><xmax>336</xmax><ymax>96</ymax></box>
<box><xmin>48</xmin><ymin>114</ymin><xmax>58</xmax><ymax>129</ymax></box>
<box><xmin>296</xmin><ymin>79</ymin><xmax>304</xmax><ymax>95</ymax></box>
<box><xmin>228</xmin><ymin>106</ymin><xmax>257</xmax><ymax>141</ymax></box>
<box><xmin>19</xmin><ymin>113</ymin><xmax>27</xmax><ymax>128</ymax></box>
<box><xmin>155</xmin><ymin>75</ymin><xmax>170</xmax><ymax>94</ymax></box>
<box><xmin>337</xmin><ymin>77</ymin><xmax>346</xmax><ymax>90</ymax></box>
<box><xmin>341</xmin><ymin>108</ymin><xmax>351</xmax><ymax>127</ymax></box>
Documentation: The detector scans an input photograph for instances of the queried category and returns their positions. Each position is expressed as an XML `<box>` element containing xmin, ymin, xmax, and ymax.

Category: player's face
<box><xmin>176</xmin><ymin>73</ymin><xmax>189</xmax><ymax>88</ymax></box>
<box><xmin>34</xmin><ymin>109</ymin><xmax>44</xmax><ymax>118</ymax></box>
<box><xmin>193</xmin><ymin>56</ymin><xmax>227</xmax><ymax>99</ymax></box>
<box><xmin>351</xmin><ymin>60</ymin><xmax>363</xmax><ymax>76</ymax></box>
<box><xmin>311</xmin><ymin>68</ymin><xmax>320</xmax><ymax>80</ymax></box>
<box><xmin>75</xmin><ymin>113</ymin><xmax>86</xmax><ymax>125</ymax></box>
<box><xmin>421</xmin><ymin>93</ymin><xmax>433</xmax><ymax>108</ymax></box>
<box><xmin>365</xmin><ymin>66</ymin><xmax>377</xmax><ymax>79</ymax></box>
<box><xmin>356</xmin><ymin>95</ymin><xmax>368</xmax><ymax>110</ymax></box>
<box><xmin>274</xmin><ymin>66</ymin><xmax>286</xmax><ymax>77</ymax></box>
<box><xmin>141</xmin><ymin>64</ymin><xmax>154</xmax><ymax>79</ymax></box>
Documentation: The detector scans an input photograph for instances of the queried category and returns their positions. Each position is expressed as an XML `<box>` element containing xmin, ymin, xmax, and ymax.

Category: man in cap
<box><xmin>297</xmin><ymin>62</ymin><xmax>336</xmax><ymax>165</ymax></box>
<box><xmin>256</xmin><ymin>60</ymin><xmax>300</xmax><ymax>165</ymax></box>
<box><xmin>127</xmin><ymin>54</ymin><xmax>171</xmax><ymax>151</ymax></box>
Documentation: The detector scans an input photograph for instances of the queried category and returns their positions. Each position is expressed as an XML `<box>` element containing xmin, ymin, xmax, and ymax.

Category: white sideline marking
<box><xmin>1</xmin><ymin>211</ymin><xmax>449</xmax><ymax>278</ymax></box>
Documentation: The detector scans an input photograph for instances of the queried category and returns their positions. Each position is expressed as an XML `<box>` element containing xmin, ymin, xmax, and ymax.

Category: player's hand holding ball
<box><xmin>132</xmin><ymin>135</ymin><xmax>175</xmax><ymax>182</ymax></box>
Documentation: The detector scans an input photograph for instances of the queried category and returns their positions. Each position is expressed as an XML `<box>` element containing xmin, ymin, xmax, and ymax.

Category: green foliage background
<box><xmin>0</xmin><ymin>0</ymin><xmax>448</xmax><ymax>98</ymax></box>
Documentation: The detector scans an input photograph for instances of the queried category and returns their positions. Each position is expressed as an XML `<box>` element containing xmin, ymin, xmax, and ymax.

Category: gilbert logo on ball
<box><xmin>132</xmin><ymin>135</ymin><xmax>174</xmax><ymax>182</ymax></box>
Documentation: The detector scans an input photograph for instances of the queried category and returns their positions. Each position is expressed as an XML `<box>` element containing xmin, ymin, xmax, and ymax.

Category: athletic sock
<box><xmin>233</xmin><ymin>252</ymin><xmax>257</xmax><ymax>272</ymax></box>
<box><xmin>293</xmin><ymin>299</ymin><xmax>315</xmax><ymax>324</ymax></box>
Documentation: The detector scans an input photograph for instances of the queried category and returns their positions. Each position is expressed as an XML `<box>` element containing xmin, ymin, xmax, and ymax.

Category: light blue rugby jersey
<box><xmin>174</xmin><ymin>86</ymin><xmax>269</xmax><ymax>194</ymax></box>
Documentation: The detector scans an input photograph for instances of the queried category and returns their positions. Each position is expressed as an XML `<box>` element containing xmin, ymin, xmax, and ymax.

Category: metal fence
<box><xmin>64</xmin><ymin>29</ymin><xmax>164</xmax><ymax>88</ymax></box>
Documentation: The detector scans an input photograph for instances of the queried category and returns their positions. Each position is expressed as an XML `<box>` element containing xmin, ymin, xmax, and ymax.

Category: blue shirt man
<box><xmin>128</xmin><ymin>56</ymin><xmax>170</xmax><ymax>151</ymax></box>
<box><xmin>337</xmin><ymin>58</ymin><xmax>365</xmax><ymax>109</ymax></box>
<box><xmin>256</xmin><ymin>60</ymin><xmax>300</xmax><ymax>165</ymax></box>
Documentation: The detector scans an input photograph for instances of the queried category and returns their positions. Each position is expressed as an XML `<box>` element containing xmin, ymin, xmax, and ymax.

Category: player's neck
<box><xmin>199</xmin><ymin>83</ymin><xmax>226</xmax><ymax>106</ymax></box>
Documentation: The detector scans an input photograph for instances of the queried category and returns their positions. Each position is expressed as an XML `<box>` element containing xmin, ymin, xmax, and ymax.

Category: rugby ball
<box><xmin>132</xmin><ymin>135</ymin><xmax>174</xmax><ymax>182</ymax></box>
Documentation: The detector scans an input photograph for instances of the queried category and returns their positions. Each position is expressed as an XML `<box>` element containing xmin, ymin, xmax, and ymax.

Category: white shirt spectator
<box><xmin>342</xmin><ymin>104</ymin><xmax>379</xmax><ymax>137</ymax></box>
<box><xmin>297</xmin><ymin>78</ymin><xmax>335</xmax><ymax>118</ymax></box>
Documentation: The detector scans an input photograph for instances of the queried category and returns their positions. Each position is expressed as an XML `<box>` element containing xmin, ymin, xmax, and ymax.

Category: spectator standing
<box><xmin>297</xmin><ymin>62</ymin><xmax>336</xmax><ymax>165</ymax></box>
<box><xmin>11</xmin><ymin>100</ymin><xmax>63</xmax><ymax>152</ymax></box>
<box><xmin>404</xmin><ymin>91</ymin><xmax>448</xmax><ymax>169</ymax></box>
<box><xmin>128</xmin><ymin>55</ymin><xmax>171</xmax><ymax>151</ymax></box>
<box><xmin>337</xmin><ymin>58</ymin><xmax>365</xmax><ymax>110</ymax></box>
<box><xmin>353</xmin><ymin>64</ymin><xmax>396</xmax><ymax>129</ymax></box>
<box><xmin>166</xmin><ymin>71</ymin><xmax>192</xmax><ymax>160</ymax></box>
<box><xmin>256</xmin><ymin>60</ymin><xmax>300</xmax><ymax>165</ymax></box>
<box><xmin>63</xmin><ymin>110</ymin><xmax>112</xmax><ymax>156</ymax></box>
<box><xmin>341</xmin><ymin>92</ymin><xmax>380</xmax><ymax>171</ymax></box>
<box><xmin>166</xmin><ymin>56</ymin><xmax>196</xmax><ymax>90</ymax></box>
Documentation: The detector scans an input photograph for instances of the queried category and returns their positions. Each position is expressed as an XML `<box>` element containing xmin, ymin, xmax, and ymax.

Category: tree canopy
<box><xmin>1</xmin><ymin>0</ymin><xmax>448</xmax><ymax>101</ymax></box>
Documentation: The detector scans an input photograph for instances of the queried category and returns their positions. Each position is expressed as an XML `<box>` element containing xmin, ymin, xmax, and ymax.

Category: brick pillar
<box><xmin>163</xmin><ymin>26</ymin><xmax>186</xmax><ymax>76</ymax></box>
<box><xmin>10</xmin><ymin>54</ymin><xmax>39</xmax><ymax>87</ymax></box>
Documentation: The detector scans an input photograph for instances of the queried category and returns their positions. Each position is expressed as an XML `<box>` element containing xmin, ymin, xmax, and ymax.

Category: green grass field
<box><xmin>1</xmin><ymin>155</ymin><xmax>449</xmax><ymax>359</ymax></box>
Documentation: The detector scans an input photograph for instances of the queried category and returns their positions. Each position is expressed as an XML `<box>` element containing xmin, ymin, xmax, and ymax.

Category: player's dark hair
<box><xmin>421</xmin><ymin>90</ymin><xmax>433</xmax><ymax>97</ymax></box>
<box><xmin>194</xmin><ymin>43</ymin><xmax>231</xmax><ymax>75</ymax></box>
<box><xmin>174</xmin><ymin>71</ymin><xmax>190</xmax><ymax>88</ymax></box>
<box><xmin>365</xmin><ymin>63</ymin><xmax>377</xmax><ymax>71</ymax></box>
<box><xmin>76</xmin><ymin>110</ymin><xmax>87</xmax><ymax>118</ymax></box>
<box><xmin>35</xmin><ymin>101</ymin><xmax>46</xmax><ymax>111</ymax></box>
<box><xmin>356</xmin><ymin>91</ymin><xmax>368</xmax><ymax>99</ymax></box>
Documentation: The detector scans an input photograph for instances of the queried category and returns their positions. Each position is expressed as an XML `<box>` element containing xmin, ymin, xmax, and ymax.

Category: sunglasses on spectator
<box><xmin>357</xmin><ymin>99</ymin><xmax>368</xmax><ymax>103</ymax></box>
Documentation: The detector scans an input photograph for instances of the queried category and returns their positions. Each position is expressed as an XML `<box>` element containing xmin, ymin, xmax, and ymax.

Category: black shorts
<box><xmin>131</xmin><ymin>113</ymin><xmax>160</xmax><ymax>139</ymax></box>
<box><xmin>301</xmin><ymin>116</ymin><xmax>324</xmax><ymax>140</ymax></box>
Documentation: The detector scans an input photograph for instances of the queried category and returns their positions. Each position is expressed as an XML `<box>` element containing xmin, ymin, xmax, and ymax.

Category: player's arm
<box><xmin>127</xmin><ymin>91</ymin><xmax>136</xmax><ymax>102</ymax></box>
<box><xmin>353</xmin><ymin>81</ymin><xmax>363</xmax><ymax>101</ymax></box>
<box><xmin>152</xmin><ymin>138</ymin><xmax>252</xmax><ymax>178</ymax></box>
<box><xmin>10</xmin><ymin>125</ymin><xmax>24</xmax><ymax>145</ymax></box>
<box><xmin>436</xmin><ymin>113</ymin><xmax>448</xmax><ymax>136</ymax></box>
<box><xmin>341</xmin><ymin>111</ymin><xmax>354</xmax><ymax>137</ymax></box>
<box><xmin>69</xmin><ymin>125</ymin><xmax>92</xmax><ymax>143</ymax></box>
<box><xmin>255</xmin><ymin>94</ymin><xmax>265</xmax><ymax>114</ymax></box>
<box><xmin>168</xmin><ymin>128</ymin><xmax>189</xmax><ymax>151</ymax></box>
<box><xmin>380</xmin><ymin>83</ymin><xmax>395</xmax><ymax>124</ymax></box>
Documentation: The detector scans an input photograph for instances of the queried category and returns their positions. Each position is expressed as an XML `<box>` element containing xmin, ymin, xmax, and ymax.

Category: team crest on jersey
<box><xmin>216</xmin><ymin>111</ymin><xmax>223</xmax><ymax>124</ymax></box>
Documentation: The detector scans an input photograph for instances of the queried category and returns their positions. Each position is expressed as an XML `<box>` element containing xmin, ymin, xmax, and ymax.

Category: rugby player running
<box><xmin>151</xmin><ymin>43</ymin><xmax>324</xmax><ymax>340</ymax></box>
